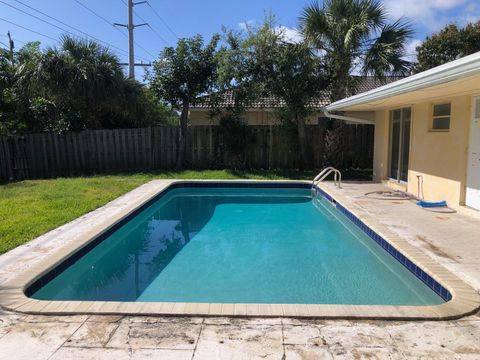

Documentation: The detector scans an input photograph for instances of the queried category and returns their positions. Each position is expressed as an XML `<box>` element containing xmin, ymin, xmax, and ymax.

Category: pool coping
<box><xmin>1</xmin><ymin>179</ymin><xmax>479</xmax><ymax>320</ymax></box>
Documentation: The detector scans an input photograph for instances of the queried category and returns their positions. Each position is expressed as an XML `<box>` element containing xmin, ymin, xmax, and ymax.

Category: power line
<box><xmin>3</xmin><ymin>0</ymin><xmax>132</xmax><ymax>59</ymax></box>
<box><xmin>73</xmin><ymin>0</ymin><xmax>152</xmax><ymax>60</ymax></box>
<box><xmin>120</xmin><ymin>0</ymin><xmax>168</xmax><ymax>46</ymax></box>
<box><xmin>88</xmin><ymin>0</ymin><xmax>160</xmax><ymax>58</ymax></box>
<box><xmin>1</xmin><ymin>1</ymin><xmax>76</xmax><ymax>36</ymax></box>
<box><xmin>1</xmin><ymin>0</ymin><xmax>151</xmax><ymax>62</ymax></box>
<box><xmin>72</xmin><ymin>0</ymin><xmax>128</xmax><ymax>38</ymax></box>
<box><xmin>115</xmin><ymin>0</ymin><xmax>154</xmax><ymax>78</ymax></box>
<box><xmin>133</xmin><ymin>30</ymin><xmax>157</xmax><ymax>57</ymax></box>
<box><xmin>115</xmin><ymin>1</ymin><xmax>158</xmax><ymax>58</ymax></box>
<box><xmin>1</xmin><ymin>33</ymin><xmax>26</xmax><ymax>47</ymax></box>
<box><xmin>146</xmin><ymin>2</ymin><xmax>178</xmax><ymax>39</ymax></box>
<box><xmin>5</xmin><ymin>35</ymin><xmax>25</xmax><ymax>45</ymax></box>
<box><xmin>0</xmin><ymin>17</ymin><xmax>58</xmax><ymax>41</ymax></box>
<box><xmin>12</xmin><ymin>37</ymin><xmax>25</xmax><ymax>45</ymax></box>
<box><xmin>146</xmin><ymin>24</ymin><xmax>167</xmax><ymax>46</ymax></box>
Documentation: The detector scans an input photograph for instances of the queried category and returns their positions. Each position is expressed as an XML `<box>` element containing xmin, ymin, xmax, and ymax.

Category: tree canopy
<box><xmin>0</xmin><ymin>36</ymin><xmax>177</xmax><ymax>135</ymax></box>
<box><xmin>207</xmin><ymin>19</ymin><xmax>331</xmax><ymax>169</ymax></box>
<box><xmin>1</xmin><ymin>0</ymin><xmax>418</xmax><ymax>170</ymax></box>
<box><xmin>268</xmin><ymin>42</ymin><xmax>329</xmax><ymax>169</ymax></box>
<box><xmin>415</xmin><ymin>22</ymin><xmax>480</xmax><ymax>73</ymax></box>
<box><xmin>300</xmin><ymin>0</ymin><xmax>413</xmax><ymax>101</ymax></box>
<box><xmin>148</xmin><ymin>34</ymin><xmax>221</xmax><ymax>168</ymax></box>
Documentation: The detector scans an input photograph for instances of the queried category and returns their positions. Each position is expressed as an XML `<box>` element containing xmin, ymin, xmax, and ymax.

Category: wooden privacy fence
<box><xmin>0</xmin><ymin>125</ymin><xmax>374</xmax><ymax>181</ymax></box>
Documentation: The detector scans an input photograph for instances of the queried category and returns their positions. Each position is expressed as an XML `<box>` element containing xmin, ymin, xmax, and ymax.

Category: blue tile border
<box><xmin>313</xmin><ymin>185</ymin><xmax>452</xmax><ymax>302</ymax></box>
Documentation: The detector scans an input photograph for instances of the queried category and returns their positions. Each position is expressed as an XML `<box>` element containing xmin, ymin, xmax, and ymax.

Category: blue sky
<box><xmin>1</xmin><ymin>0</ymin><xmax>479</xmax><ymax>79</ymax></box>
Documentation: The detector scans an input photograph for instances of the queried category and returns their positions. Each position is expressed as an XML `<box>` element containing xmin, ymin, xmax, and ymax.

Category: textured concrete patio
<box><xmin>0</xmin><ymin>309</ymin><xmax>479</xmax><ymax>359</ymax></box>
<box><xmin>1</xmin><ymin>180</ymin><xmax>480</xmax><ymax>359</ymax></box>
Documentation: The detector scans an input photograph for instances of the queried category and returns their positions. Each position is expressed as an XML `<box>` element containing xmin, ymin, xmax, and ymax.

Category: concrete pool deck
<box><xmin>0</xmin><ymin>180</ymin><xmax>480</xmax><ymax>358</ymax></box>
<box><xmin>0</xmin><ymin>179</ymin><xmax>478</xmax><ymax>319</ymax></box>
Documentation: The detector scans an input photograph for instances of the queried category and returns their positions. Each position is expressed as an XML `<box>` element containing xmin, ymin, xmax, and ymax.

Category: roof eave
<box><xmin>326</xmin><ymin>52</ymin><xmax>480</xmax><ymax>112</ymax></box>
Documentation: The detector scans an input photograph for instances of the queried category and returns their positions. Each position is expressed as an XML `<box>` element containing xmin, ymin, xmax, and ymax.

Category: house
<box><xmin>189</xmin><ymin>77</ymin><xmax>401</xmax><ymax>126</ymax></box>
<box><xmin>326</xmin><ymin>52</ymin><xmax>480</xmax><ymax>212</ymax></box>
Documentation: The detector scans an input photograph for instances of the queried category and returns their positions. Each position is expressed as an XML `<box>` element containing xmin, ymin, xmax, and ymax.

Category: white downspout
<box><xmin>322</xmin><ymin>108</ymin><xmax>375</xmax><ymax>125</ymax></box>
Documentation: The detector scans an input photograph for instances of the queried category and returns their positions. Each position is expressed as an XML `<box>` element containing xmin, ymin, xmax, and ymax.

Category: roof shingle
<box><xmin>191</xmin><ymin>76</ymin><xmax>403</xmax><ymax>110</ymax></box>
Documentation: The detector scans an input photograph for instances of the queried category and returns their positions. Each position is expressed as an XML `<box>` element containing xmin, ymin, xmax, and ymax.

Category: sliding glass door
<box><xmin>389</xmin><ymin>108</ymin><xmax>411</xmax><ymax>182</ymax></box>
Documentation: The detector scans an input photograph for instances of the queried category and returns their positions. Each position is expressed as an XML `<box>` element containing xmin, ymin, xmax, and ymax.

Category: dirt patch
<box><xmin>416</xmin><ymin>235</ymin><xmax>458</xmax><ymax>262</ymax></box>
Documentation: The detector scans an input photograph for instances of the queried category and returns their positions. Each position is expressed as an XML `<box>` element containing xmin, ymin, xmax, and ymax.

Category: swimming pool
<box><xmin>27</xmin><ymin>183</ymin><xmax>448</xmax><ymax>306</ymax></box>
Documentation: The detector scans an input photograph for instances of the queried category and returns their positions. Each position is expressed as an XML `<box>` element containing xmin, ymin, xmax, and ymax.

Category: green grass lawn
<box><xmin>0</xmin><ymin>169</ymin><xmax>371</xmax><ymax>254</ymax></box>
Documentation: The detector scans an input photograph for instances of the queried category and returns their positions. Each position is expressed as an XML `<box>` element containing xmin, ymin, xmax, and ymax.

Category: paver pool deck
<box><xmin>0</xmin><ymin>180</ymin><xmax>479</xmax><ymax>359</ymax></box>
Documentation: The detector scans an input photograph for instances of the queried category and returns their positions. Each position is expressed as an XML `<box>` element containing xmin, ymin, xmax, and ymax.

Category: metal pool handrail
<box><xmin>312</xmin><ymin>167</ymin><xmax>342</xmax><ymax>188</ymax></box>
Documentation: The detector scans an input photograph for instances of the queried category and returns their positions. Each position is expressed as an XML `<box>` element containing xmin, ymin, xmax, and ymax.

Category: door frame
<box><xmin>466</xmin><ymin>96</ymin><xmax>480</xmax><ymax>210</ymax></box>
<box><xmin>388</xmin><ymin>107</ymin><xmax>412</xmax><ymax>183</ymax></box>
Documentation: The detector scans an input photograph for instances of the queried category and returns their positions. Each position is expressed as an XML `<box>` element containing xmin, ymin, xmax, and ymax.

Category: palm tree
<box><xmin>300</xmin><ymin>0</ymin><xmax>412</xmax><ymax>169</ymax></box>
<box><xmin>33</xmin><ymin>36</ymin><xmax>124</xmax><ymax>128</ymax></box>
<box><xmin>300</xmin><ymin>0</ymin><xmax>413</xmax><ymax>101</ymax></box>
<box><xmin>27</xmin><ymin>35</ymin><xmax>152</xmax><ymax>131</ymax></box>
<box><xmin>1</xmin><ymin>42</ymin><xmax>45</xmax><ymax>134</ymax></box>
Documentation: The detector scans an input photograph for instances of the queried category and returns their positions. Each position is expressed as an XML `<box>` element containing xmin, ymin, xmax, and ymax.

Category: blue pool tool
<box><xmin>416</xmin><ymin>200</ymin><xmax>447</xmax><ymax>208</ymax></box>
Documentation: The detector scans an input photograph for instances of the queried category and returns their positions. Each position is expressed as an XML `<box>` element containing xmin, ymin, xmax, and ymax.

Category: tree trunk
<box><xmin>297</xmin><ymin>115</ymin><xmax>307</xmax><ymax>171</ymax></box>
<box><xmin>330</xmin><ymin>55</ymin><xmax>351</xmax><ymax>102</ymax></box>
<box><xmin>322</xmin><ymin>120</ymin><xmax>345</xmax><ymax>169</ymax></box>
<box><xmin>331</xmin><ymin>85</ymin><xmax>347</xmax><ymax>104</ymax></box>
<box><xmin>323</xmin><ymin>58</ymin><xmax>350</xmax><ymax>170</ymax></box>
<box><xmin>176</xmin><ymin>101</ymin><xmax>189</xmax><ymax>170</ymax></box>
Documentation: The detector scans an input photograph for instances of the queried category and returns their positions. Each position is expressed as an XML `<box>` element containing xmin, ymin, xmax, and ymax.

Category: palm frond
<box><xmin>344</xmin><ymin>0</ymin><xmax>386</xmax><ymax>48</ymax></box>
<box><xmin>299</xmin><ymin>1</ymin><xmax>332</xmax><ymax>51</ymax></box>
<box><xmin>362</xmin><ymin>19</ymin><xmax>414</xmax><ymax>77</ymax></box>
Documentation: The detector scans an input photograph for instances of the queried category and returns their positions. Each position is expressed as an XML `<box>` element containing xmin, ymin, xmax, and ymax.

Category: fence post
<box><xmin>6</xmin><ymin>137</ymin><xmax>16</xmax><ymax>180</ymax></box>
<box><xmin>0</xmin><ymin>137</ymin><xmax>14</xmax><ymax>181</ymax></box>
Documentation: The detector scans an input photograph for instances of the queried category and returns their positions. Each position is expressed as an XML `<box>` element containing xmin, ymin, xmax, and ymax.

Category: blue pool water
<box><xmin>31</xmin><ymin>186</ymin><xmax>444</xmax><ymax>305</ymax></box>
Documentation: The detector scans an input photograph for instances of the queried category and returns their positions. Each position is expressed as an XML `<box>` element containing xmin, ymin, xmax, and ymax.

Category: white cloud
<box><xmin>465</xmin><ymin>14</ymin><xmax>479</xmax><ymax>24</ymax></box>
<box><xmin>237</xmin><ymin>22</ymin><xmax>303</xmax><ymax>43</ymax></box>
<box><xmin>238</xmin><ymin>19</ymin><xmax>256</xmax><ymax>31</ymax></box>
<box><xmin>464</xmin><ymin>2</ymin><xmax>480</xmax><ymax>25</ymax></box>
<box><xmin>383</xmin><ymin>0</ymin><xmax>470</xmax><ymax>30</ymax></box>
<box><xmin>275</xmin><ymin>26</ymin><xmax>303</xmax><ymax>44</ymax></box>
<box><xmin>404</xmin><ymin>38</ymin><xmax>422</xmax><ymax>61</ymax></box>
<box><xmin>384</xmin><ymin>0</ymin><xmax>465</xmax><ymax>19</ymax></box>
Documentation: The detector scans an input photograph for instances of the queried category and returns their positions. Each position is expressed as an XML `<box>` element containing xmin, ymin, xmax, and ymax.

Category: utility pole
<box><xmin>7</xmin><ymin>31</ymin><xmax>14</xmax><ymax>65</ymax></box>
<box><xmin>115</xmin><ymin>0</ymin><xmax>148</xmax><ymax>78</ymax></box>
<box><xmin>127</xmin><ymin>0</ymin><xmax>135</xmax><ymax>78</ymax></box>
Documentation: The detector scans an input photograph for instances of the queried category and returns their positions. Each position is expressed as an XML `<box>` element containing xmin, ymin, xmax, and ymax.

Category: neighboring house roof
<box><xmin>192</xmin><ymin>90</ymin><xmax>331</xmax><ymax>109</ymax></box>
<box><xmin>327</xmin><ymin>52</ymin><xmax>480</xmax><ymax>112</ymax></box>
<box><xmin>191</xmin><ymin>76</ymin><xmax>403</xmax><ymax>110</ymax></box>
<box><xmin>353</xmin><ymin>76</ymin><xmax>404</xmax><ymax>94</ymax></box>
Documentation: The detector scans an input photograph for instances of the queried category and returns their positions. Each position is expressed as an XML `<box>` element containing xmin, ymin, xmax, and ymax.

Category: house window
<box><xmin>431</xmin><ymin>103</ymin><xmax>451</xmax><ymax>131</ymax></box>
